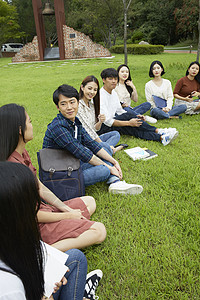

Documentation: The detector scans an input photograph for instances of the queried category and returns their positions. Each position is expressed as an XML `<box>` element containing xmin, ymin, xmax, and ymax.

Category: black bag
<box><xmin>37</xmin><ymin>148</ymin><xmax>85</xmax><ymax>201</ymax></box>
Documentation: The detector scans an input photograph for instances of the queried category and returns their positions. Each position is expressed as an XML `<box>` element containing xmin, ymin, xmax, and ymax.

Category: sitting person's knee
<box><xmin>93</xmin><ymin>222</ymin><xmax>107</xmax><ymax>243</ymax></box>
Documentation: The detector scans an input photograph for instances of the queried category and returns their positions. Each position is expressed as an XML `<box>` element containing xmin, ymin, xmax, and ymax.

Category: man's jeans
<box><xmin>124</xmin><ymin>102</ymin><xmax>151</xmax><ymax>115</ymax></box>
<box><xmin>81</xmin><ymin>146</ymin><xmax>119</xmax><ymax>187</ymax></box>
<box><xmin>97</xmin><ymin>110</ymin><xmax>161</xmax><ymax>142</ymax></box>
<box><xmin>53</xmin><ymin>248</ymin><xmax>87</xmax><ymax>300</ymax></box>
<box><xmin>99</xmin><ymin>131</ymin><xmax>120</xmax><ymax>146</ymax></box>
<box><xmin>150</xmin><ymin>104</ymin><xmax>187</xmax><ymax>119</ymax></box>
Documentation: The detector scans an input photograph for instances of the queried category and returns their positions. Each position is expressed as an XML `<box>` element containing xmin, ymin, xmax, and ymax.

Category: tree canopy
<box><xmin>2</xmin><ymin>0</ymin><xmax>199</xmax><ymax>46</ymax></box>
<box><xmin>0</xmin><ymin>0</ymin><xmax>23</xmax><ymax>47</ymax></box>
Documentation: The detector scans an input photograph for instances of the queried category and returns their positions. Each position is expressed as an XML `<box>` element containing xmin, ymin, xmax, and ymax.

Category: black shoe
<box><xmin>115</xmin><ymin>143</ymin><xmax>129</xmax><ymax>149</ymax></box>
<box><xmin>84</xmin><ymin>269</ymin><xmax>103</xmax><ymax>300</ymax></box>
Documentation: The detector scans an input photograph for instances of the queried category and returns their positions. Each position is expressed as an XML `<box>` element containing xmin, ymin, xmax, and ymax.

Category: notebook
<box><xmin>152</xmin><ymin>95</ymin><xmax>167</xmax><ymax>108</ymax></box>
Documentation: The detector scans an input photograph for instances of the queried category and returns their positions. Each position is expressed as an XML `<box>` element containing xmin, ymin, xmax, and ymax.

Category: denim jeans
<box><xmin>97</xmin><ymin>110</ymin><xmax>161</xmax><ymax>142</ymax></box>
<box><xmin>99</xmin><ymin>131</ymin><xmax>120</xmax><ymax>146</ymax></box>
<box><xmin>124</xmin><ymin>102</ymin><xmax>151</xmax><ymax>115</ymax></box>
<box><xmin>150</xmin><ymin>105</ymin><xmax>187</xmax><ymax>119</ymax></box>
<box><xmin>53</xmin><ymin>249</ymin><xmax>87</xmax><ymax>300</ymax></box>
<box><xmin>81</xmin><ymin>145</ymin><xmax>119</xmax><ymax>186</ymax></box>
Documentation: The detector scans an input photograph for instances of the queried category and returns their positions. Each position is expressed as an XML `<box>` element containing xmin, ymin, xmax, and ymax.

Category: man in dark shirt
<box><xmin>43</xmin><ymin>84</ymin><xmax>143</xmax><ymax>195</ymax></box>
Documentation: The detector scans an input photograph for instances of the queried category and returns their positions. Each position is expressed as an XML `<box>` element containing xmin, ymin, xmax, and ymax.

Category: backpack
<box><xmin>37</xmin><ymin>148</ymin><xmax>85</xmax><ymax>201</ymax></box>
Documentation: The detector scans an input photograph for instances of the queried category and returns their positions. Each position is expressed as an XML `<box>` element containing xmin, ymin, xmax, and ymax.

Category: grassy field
<box><xmin>0</xmin><ymin>53</ymin><xmax>199</xmax><ymax>299</ymax></box>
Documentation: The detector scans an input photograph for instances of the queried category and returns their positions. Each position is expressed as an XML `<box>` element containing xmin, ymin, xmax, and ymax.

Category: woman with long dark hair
<box><xmin>174</xmin><ymin>61</ymin><xmax>200</xmax><ymax>114</ymax></box>
<box><xmin>78</xmin><ymin>75</ymin><xmax>127</xmax><ymax>154</ymax></box>
<box><xmin>0</xmin><ymin>103</ymin><xmax>106</xmax><ymax>253</ymax></box>
<box><xmin>0</xmin><ymin>162</ymin><xmax>45</xmax><ymax>300</ymax></box>
<box><xmin>0</xmin><ymin>162</ymin><xmax>103</xmax><ymax>300</ymax></box>
<box><xmin>115</xmin><ymin>64</ymin><xmax>157</xmax><ymax>124</ymax></box>
<box><xmin>145</xmin><ymin>60</ymin><xmax>187</xmax><ymax>119</ymax></box>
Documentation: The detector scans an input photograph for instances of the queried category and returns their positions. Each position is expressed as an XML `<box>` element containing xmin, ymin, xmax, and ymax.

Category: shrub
<box><xmin>132</xmin><ymin>30</ymin><xmax>144</xmax><ymax>43</ymax></box>
<box><xmin>110</xmin><ymin>44</ymin><xmax>164</xmax><ymax>55</ymax></box>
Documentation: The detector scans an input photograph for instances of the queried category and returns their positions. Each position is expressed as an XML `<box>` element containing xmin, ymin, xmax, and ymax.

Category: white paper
<box><xmin>42</xmin><ymin>242</ymin><xmax>69</xmax><ymax>298</ymax></box>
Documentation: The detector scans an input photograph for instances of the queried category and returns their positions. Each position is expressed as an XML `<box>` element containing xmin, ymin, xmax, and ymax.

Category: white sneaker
<box><xmin>109</xmin><ymin>180</ymin><xmax>143</xmax><ymax>195</ymax></box>
<box><xmin>144</xmin><ymin>115</ymin><xmax>157</xmax><ymax>124</ymax></box>
<box><xmin>158</xmin><ymin>127</ymin><xmax>176</xmax><ymax>135</ymax></box>
<box><xmin>161</xmin><ymin>130</ymin><xmax>179</xmax><ymax>146</ymax></box>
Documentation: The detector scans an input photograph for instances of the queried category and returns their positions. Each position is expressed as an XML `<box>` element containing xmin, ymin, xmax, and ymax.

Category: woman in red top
<box><xmin>174</xmin><ymin>61</ymin><xmax>200</xmax><ymax>114</ymax></box>
<box><xmin>0</xmin><ymin>103</ymin><xmax>106</xmax><ymax>252</ymax></box>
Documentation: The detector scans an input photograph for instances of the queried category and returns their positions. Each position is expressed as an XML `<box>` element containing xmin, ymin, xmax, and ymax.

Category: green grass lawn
<box><xmin>0</xmin><ymin>53</ymin><xmax>199</xmax><ymax>299</ymax></box>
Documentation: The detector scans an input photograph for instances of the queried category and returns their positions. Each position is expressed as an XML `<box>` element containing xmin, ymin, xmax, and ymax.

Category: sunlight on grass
<box><xmin>0</xmin><ymin>53</ymin><xmax>199</xmax><ymax>299</ymax></box>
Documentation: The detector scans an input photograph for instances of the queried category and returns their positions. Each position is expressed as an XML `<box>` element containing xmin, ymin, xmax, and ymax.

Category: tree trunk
<box><xmin>124</xmin><ymin>2</ymin><xmax>128</xmax><ymax>65</ymax></box>
<box><xmin>197</xmin><ymin>0</ymin><xmax>200</xmax><ymax>62</ymax></box>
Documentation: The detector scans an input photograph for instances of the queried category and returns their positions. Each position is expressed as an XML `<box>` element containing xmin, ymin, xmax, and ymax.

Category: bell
<box><xmin>42</xmin><ymin>1</ymin><xmax>55</xmax><ymax>15</ymax></box>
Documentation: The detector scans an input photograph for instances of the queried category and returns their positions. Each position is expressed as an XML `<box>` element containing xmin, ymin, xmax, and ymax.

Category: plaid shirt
<box><xmin>43</xmin><ymin>112</ymin><xmax>102</xmax><ymax>163</ymax></box>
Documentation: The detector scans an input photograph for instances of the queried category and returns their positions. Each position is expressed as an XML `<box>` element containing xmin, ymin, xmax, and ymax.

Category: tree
<box><xmin>174</xmin><ymin>0</ymin><xmax>198</xmax><ymax>40</ymax></box>
<box><xmin>130</xmin><ymin>0</ymin><xmax>183</xmax><ymax>45</ymax></box>
<box><xmin>0</xmin><ymin>0</ymin><xmax>22</xmax><ymax>48</ymax></box>
<box><xmin>66</xmin><ymin>0</ymin><xmax>123</xmax><ymax>48</ymax></box>
<box><xmin>197</xmin><ymin>0</ymin><xmax>200</xmax><ymax>61</ymax></box>
<box><xmin>11</xmin><ymin>0</ymin><xmax>36</xmax><ymax>43</ymax></box>
<box><xmin>122</xmin><ymin>0</ymin><xmax>132</xmax><ymax>65</ymax></box>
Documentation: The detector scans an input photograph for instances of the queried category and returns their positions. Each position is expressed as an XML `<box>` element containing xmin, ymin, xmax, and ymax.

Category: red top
<box><xmin>173</xmin><ymin>76</ymin><xmax>200</xmax><ymax>97</ymax></box>
<box><xmin>8</xmin><ymin>149</ymin><xmax>48</xmax><ymax>210</ymax></box>
<box><xmin>8</xmin><ymin>149</ymin><xmax>37</xmax><ymax>175</ymax></box>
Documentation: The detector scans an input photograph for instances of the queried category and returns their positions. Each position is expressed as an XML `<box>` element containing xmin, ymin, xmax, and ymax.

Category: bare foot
<box><xmin>169</xmin><ymin>116</ymin><xmax>179</xmax><ymax>119</ymax></box>
<box><xmin>112</xmin><ymin>145</ymin><xmax>124</xmax><ymax>154</ymax></box>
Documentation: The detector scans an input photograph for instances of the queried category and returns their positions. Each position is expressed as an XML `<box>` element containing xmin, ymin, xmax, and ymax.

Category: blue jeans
<box><xmin>99</xmin><ymin>131</ymin><xmax>120</xmax><ymax>146</ymax></box>
<box><xmin>97</xmin><ymin>110</ymin><xmax>161</xmax><ymax>142</ymax></box>
<box><xmin>53</xmin><ymin>249</ymin><xmax>87</xmax><ymax>300</ymax></box>
<box><xmin>81</xmin><ymin>145</ymin><xmax>119</xmax><ymax>186</ymax></box>
<box><xmin>124</xmin><ymin>102</ymin><xmax>151</xmax><ymax>115</ymax></box>
<box><xmin>150</xmin><ymin>105</ymin><xmax>187</xmax><ymax>119</ymax></box>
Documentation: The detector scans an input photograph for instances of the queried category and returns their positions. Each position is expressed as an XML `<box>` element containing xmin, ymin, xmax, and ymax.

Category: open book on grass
<box><xmin>124</xmin><ymin>147</ymin><xmax>157</xmax><ymax>161</ymax></box>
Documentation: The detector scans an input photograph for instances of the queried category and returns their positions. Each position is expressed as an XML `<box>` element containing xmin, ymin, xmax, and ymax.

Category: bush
<box><xmin>110</xmin><ymin>44</ymin><xmax>164</xmax><ymax>55</ymax></box>
<box><xmin>132</xmin><ymin>30</ymin><xmax>144</xmax><ymax>43</ymax></box>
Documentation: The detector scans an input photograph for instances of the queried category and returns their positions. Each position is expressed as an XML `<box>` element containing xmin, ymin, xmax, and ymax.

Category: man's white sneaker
<box><xmin>161</xmin><ymin>130</ymin><xmax>178</xmax><ymax>146</ymax></box>
<box><xmin>109</xmin><ymin>180</ymin><xmax>143</xmax><ymax>195</ymax></box>
<box><xmin>144</xmin><ymin>116</ymin><xmax>157</xmax><ymax>124</ymax></box>
<box><xmin>158</xmin><ymin>127</ymin><xmax>177</xmax><ymax>135</ymax></box>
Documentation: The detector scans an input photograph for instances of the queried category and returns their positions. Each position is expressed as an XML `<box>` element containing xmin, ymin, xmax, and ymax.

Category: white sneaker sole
<box><xmin>109</xmin><ymin>185</ymin><xmax>143</xmax><ymax>195</ymax></box>
<box><xmin>86</xmin><ymin>269</ymin><xmax>103</xmax><ymax>280</ymax></box>
<box><xmin>170</xmin><ymin>130</ymin><xmax>179</xmax><ymax>142</ymax></box>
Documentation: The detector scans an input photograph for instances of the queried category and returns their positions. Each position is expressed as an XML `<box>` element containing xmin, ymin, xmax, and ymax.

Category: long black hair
<box><xmin>117</xmin><ymin>64</ymin><xmax>133</xmax><ymax>97</ymax></box>
<box><xmin>0</xmin><ymin>104</ymin><xmax>26</xmax><ymax>161</ymax></box>
<box><xmin>186</xmin><ymin>61</ymin><xmax>200</xmax><ymax>84</ymax></box>
<box><xmin>79</xmin><ymin>75</ymin><xmax>100</xmax><ymax>120</ymax></box>
<box><xmin>0</xmin><ymin>162</ymin><xmax>44</xmax><ymax>300</ymax></box>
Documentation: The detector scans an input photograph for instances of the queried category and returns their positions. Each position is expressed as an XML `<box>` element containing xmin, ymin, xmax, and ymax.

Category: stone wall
<box><xmin>63</xmin><ymin>26</ymin><xmax>111</xmax><ymax>59</ymax></box>
<box><xmin>12</xmin><ymin>26</ymin><xmax>111</xmax><ymax>62</ymax></box>
<box><xmin>12</xmin><ymin>37</ymin><xmax>40</xmax><ymax>63</ymax></box>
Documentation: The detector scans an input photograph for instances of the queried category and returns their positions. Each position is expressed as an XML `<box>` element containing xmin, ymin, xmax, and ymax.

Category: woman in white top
<box><xmin>115</xmin><ymin>64</ymin><xmax>157</xmax><ymax>123</ymax></box>
<box><xmin>145</xmin><ymin>60</ymin><xmax>187</xmax><ymax>120</ymax></box>
<box><xmin>78</xmin><ymin>75</ymin><xmax>127</xmax><ymax>155</ymax></box>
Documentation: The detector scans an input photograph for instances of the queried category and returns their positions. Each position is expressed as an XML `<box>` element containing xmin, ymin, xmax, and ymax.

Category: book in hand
<box><xmin>152</xmin><ymin>95</ymin><xmax>167</xmax><ymax>108</ymax></box>
<box><xmin>124</xmin><ymin>147</ymin><xmax>157</xmax><ymax>161</ymax></box>
<box><xmin>43</xmin><ymin>242</ymin><xmax>69</xmax><ymax>298</ymax></box>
